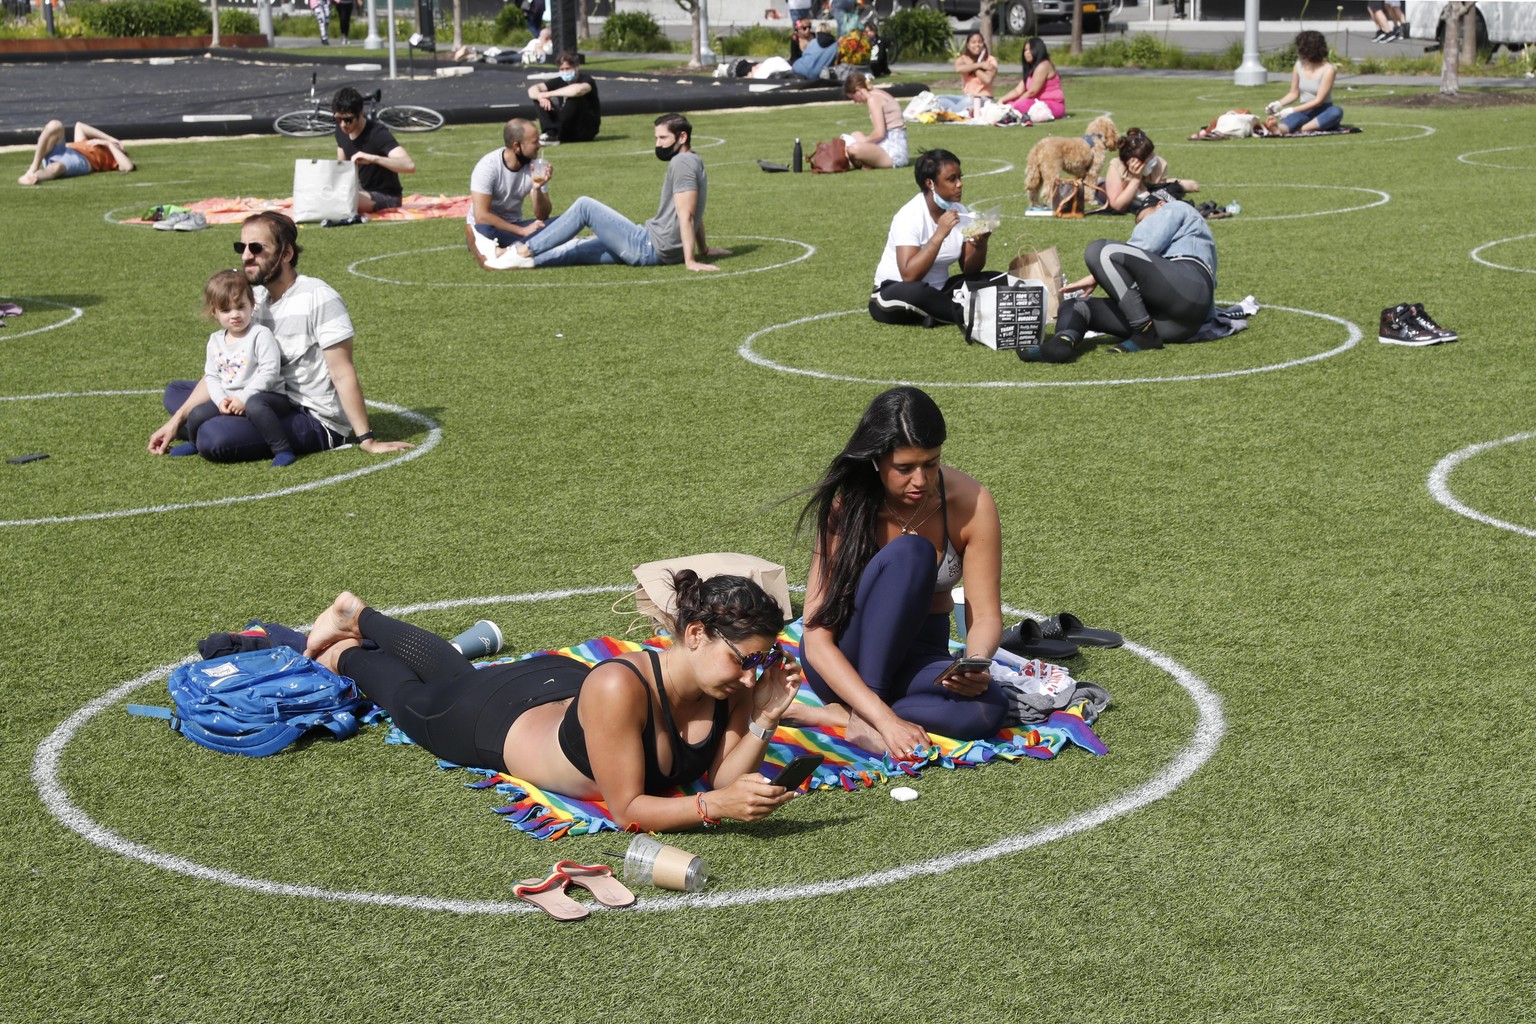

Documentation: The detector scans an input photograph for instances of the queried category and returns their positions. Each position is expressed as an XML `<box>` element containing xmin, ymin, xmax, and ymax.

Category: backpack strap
<box><xmin>125</xmin><ymin>704</ymin><xmax>173</xmax><ymax>720</ymax></box>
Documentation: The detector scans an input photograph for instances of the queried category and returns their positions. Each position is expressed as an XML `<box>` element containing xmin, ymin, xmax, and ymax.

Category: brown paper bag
<box><xmin>615</xmin><ymin>553</ymin><xmax>794</xmax><ymax>635</ymax></box>
<box><xmin>1009</xmin><ymin>245</ymin><xmax>1065</xmax><ymax>322</ymax></box>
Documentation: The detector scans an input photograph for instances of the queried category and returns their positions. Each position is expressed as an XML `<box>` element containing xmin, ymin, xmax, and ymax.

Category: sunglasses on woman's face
<box><xmin>233</xmin><ymin>242</ymin><xmax>268</xmax><ymax>256</ymax></box>
<box><xmin>722</xmin><ymin>636</ymin><xmax>784</xmax><ymax>672</ymax></box>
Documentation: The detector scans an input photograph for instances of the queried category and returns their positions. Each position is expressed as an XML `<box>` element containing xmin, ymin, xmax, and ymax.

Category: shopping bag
<box><xmin>810</xmin><ymin>138</ymin><xmax>852</xmax><ymax>173</ymax></box>
<box><xmin>616</xmin><ymin>553</ymin><xmax>794</xmax><ymax>635</ymax></box>
<box><xmin>955</xmin><ymin>275</ymin><xmax>1047</xmax><ymax>352</ymax></box>
<box><xmin>1009</xmin><ymin>245</ymin><xmax>1065</xmax><ymax>322</ymax></box>
<box><xmin>291</xmin><ymin>159</ymin><xmax>359</xmax><ymax>223</ymax></box>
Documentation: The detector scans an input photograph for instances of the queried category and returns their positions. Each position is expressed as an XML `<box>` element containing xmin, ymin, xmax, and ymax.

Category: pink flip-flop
<box><xmin>513</xmin><ymin>872</ymin><xmax>589</xmax><ymax>921</ymax></box>
<box><xmin>553</xmin><ymin>860</ymin><xmax>636</xmax><ymax>908</ymax></box>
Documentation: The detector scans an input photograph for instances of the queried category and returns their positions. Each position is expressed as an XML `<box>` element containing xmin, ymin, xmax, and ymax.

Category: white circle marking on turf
<box><xmin>1427</xmin><ymin>431</ymin><xmax>1536</xmax><ymax>538</ymax></box>
<box><xmin>1469</xmin><ymin>233</ymin><xmax>1536</xmax><ymax>274</ymax></box>
<box><xmin>976</xmin><ymin>183</ymin><xmax>1386</xmax><ymax>222</ymax></box>
<box><xmin>1456</xmin><ymin>144</ymin><xmax>1536</xmax><ymax>170</ymax></box>
<box><xmin>346</xmin><ymin>234</ymin><xmax>816</xmax><ymax>288</ymax></box>
<box><xmin>0</xmin><ymin>394</ymin><xmax>442</xmax><ymax>528</ymax></box>
<box><xmin>0</xmin><ymin>297</ymin><xmax>84</xmax><ymax>341</ymax></box>
<box><xmin>35</xmin><ymin>588</ymin><xmax>1224</xmax><ymax>914</ymax></box>
<box><xmin>740</xmin><ymin>304</ymin><xmax>1361</xmax><ymax>388</ymax></box>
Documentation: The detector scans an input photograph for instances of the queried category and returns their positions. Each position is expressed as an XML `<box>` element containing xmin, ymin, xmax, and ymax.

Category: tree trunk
<box><xmin>256</xmin><ymin>0</ymin><xmax>274</xmax><ymax>46</ymax></box>
<box><xmin>451</xmin><ymin>0</ymin><xmax>462</xmax><ymax>49</ymax></box>
<box><xmin>1440</xmin><ymin>1</ymin><xmax>1471</xmax><ymax>95</ymax></box>
<box><xmin>211</xmin><ymin>0</ymin><xmax>221</xmax><ymax>46</ymax></box>
<box><xmin>978</xmin><ymin>0</ymin><xmax>994</xmax><ymax>49</ymax></box>
<box><xmin>578</xmin><ymin>0</ymin><xmax>590</xmax><ymax>42</ymax></box>
<box><xmin>1459</xmin><ymin>2</ymin><xmax>1477</xmax><ymax>68</ymax></box>
<box><xmin>690</xmin><ymin>3</ymin><xmax>702</xmax><ymax>68</ymax></box>
<box><xmin>1069</xmin><ymin>0</ymin><xmax>1082</xmax><ymax>55</ymax></box>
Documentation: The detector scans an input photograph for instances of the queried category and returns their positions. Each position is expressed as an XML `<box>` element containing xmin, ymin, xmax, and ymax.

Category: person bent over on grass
<box><xmin>18</xmin><ymin>120</ymin><xmax>135</xmax><ymax>185</ymax></box>
<box><xmin>483</xmin><ymin>113</ymin><xmax>729</xmax><ymax>272</ymax></box>
<box><xmin>527</xmin><ymin>51</ymin><xmax>601</xmax><ymax>145</ymax></box>
<box><xmin>148</xmin><ymin>212</ymin><xmax>414</xmax><ymax>462</ymax></box>
<box><xmin>302</xmin><ymin>571</ymin><xmax>802</xmax><ymax>832</ymax></box>
<box><xmin>1021</xmin><ymin>189</ymin><xmax>1216</xmax><ymax>363</ymax></box>
<box><xmin>332</xmin><ymin>86</ymin><xmax>416</xmax><ymax>214</ymax></box>
<box><xmin>466</xmin><ymin>118</ymin><xmax>552</xmax><ymax>269</ymax></box>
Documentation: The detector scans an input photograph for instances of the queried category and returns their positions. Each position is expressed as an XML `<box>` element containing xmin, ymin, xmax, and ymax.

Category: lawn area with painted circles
<box><xmin>740</xmin><ymin>303</ymin><xmax>1360</xmax><ymax>387</ymax></box>
<box><xmin>1429</xmin><ymin>431</ymin><xmax>1536</xmax><ymax>537</ymax></box>
<box><xmin>61</xmin><ymin>592</ymin><xmax>1201</xmax><ymax>906</ymax></box>
<box><xmin>0</xmin><ymin>392</ymin><xmax>435</xmax><ymax>526</ymax></box>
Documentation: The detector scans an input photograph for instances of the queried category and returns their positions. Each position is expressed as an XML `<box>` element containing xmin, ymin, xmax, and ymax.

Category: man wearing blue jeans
<box><xmin>485</xmin><ymin>113</ymin><xmax>729</xmax><ymax>272</ymax></box>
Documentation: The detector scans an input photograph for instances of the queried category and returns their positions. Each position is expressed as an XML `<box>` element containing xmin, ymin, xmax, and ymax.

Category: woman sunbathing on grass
<box><xmin>793</xmin><ymin>386</ymin><xmax>1008</xmax><ymax>757</ymax></box>
<box><xmin>303</xmin><ymin>573</ymin><xmax>801</xmax><ymax>832</ymax></box>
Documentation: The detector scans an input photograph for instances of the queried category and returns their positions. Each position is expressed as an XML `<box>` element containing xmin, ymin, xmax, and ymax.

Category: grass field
<box><xmin>4</xmin><ymin>76</ymin><xmax>1534</xmax><ymax>1023</ymax></box>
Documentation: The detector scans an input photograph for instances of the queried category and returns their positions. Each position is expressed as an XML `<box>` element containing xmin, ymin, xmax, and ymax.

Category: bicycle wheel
<box><xmin>376</xmin><ymin>104</ymin><xmax>445</xmax><ymax>132</ymax></box>
<box><xmin>273</xmin><ymin>109</ymin><xmax>334</xmax><ymax>138</ymax></box>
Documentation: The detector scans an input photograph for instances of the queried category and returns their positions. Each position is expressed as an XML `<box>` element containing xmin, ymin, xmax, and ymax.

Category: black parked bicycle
<box><xmin>273</xmin><ymin>74</ymin><xmax>444</xmax><ymax>138</ymax></box>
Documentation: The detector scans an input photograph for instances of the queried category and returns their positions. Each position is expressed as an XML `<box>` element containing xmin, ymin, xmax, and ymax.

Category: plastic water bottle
<box><xmin>1226</xmin><ymin>202</ymin><xmax>1241</xmax><ymax>216</ymax></box>
<box><xmin>792</xmin><ymin>137</ymin><xmax>803</xmax><ymax>173</ymax></box>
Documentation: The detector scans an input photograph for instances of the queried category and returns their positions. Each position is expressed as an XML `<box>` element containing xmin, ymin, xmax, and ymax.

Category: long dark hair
<box><xmin>670</xmin><ymin>570</ymin><xmax>786</xmax><ymax>642</ymax></box>
<box><xmin>1022</xmin><ymin>36</ymin><xmax>1050</xmax><ymax>78</ymax></box>
<box><xmin>798</xmin><ymin>387</ymin><xmax>947</xmax><ymax>636</ymax></box>
<box><xmin>1118</xmin><ymin>127</ymin><xmax>1154</xmax><ymax>164</ymax></box>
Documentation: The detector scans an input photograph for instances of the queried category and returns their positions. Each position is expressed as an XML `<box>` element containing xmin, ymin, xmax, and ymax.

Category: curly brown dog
<box><xmin>1023</xmin><ymin>115</ymin><xmax>1118</xmax><ymax>208</ymax></box>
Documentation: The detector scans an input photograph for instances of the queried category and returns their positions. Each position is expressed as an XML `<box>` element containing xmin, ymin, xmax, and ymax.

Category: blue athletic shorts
<box><xmin>45</xmin><ymin>144</ymin><xmax>91</xmax><ymax>178</ymax></box>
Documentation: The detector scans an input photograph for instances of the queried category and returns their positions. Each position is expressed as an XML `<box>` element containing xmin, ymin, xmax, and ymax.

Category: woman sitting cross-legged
<box><xmin>303</xmin><ymin>572</ymin><xmax>802</xmax><ymax>831</ymax></box>
<box><xmin>868</xmin><ymin>148</ymin><xmax>1000</xmax><ymax>327</ymax></box>
<box><xmin>795</xmin><ymin>386</ymin><xmax>1008</xmax><ymax>758</ymax></box>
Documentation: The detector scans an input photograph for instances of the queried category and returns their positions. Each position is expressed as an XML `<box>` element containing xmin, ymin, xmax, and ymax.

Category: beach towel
<box><xmin>122</xmin><ymin>194</ymin><xmax>473</xmax><ymax>226</ymax></box>
<box><xmin>377</xmin><ymin>621</ymin><xmax>1109</xmax><ymax>840</ymax></box>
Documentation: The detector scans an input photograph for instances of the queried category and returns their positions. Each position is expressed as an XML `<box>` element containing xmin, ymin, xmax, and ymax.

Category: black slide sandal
<box><xmin>1040</xmin><ymin>611</ymin><xmax>1124</xmax><ymax>648</ymax></box>
<box><xmin>999</xmin><ymin>618</ymin><xmax>1080</xmax><ymax>660</ymax></box>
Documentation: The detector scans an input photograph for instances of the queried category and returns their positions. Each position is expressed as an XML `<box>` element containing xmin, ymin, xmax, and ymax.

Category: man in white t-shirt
<box><xmin>468</xmin><ymin>119</ymin><xmax>553</xmax><ymax>263</ymax></box>
<box><xmin>149</xmin><ymin>212</ymin><xmax>414</xmax><ymax>462</ymax></box>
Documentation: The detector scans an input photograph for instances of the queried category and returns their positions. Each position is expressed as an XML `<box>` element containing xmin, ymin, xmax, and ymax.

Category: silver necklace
<box><xmin>887</xmin><ymin>495</ymin><xmax>939</xmax><ymax>535</ymax></box>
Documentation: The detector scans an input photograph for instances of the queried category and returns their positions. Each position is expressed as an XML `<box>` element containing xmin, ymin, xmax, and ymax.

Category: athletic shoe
<box><xmin>1378</xmin><ymin>305</ymin><xmax>1441</xmax><ymax>346</ymax></box>
<box><xmin>1387</xmin><ymin>26</ymin><xmax>1402</xmax><ymax>41</ymax></box>
<box><xmin>1406</xmin><ymin>302</ymin><xmax>1458</xmax><ymax>342</ymax></box>
<box><xmin>153</xmin><ymin>211</ymin><xmax>192</xmax><ymax>231</ymax></box>
<box><xmin>538</xmin><ymin>132</ymin><xmax>560</xmax><ymax>145</ymax></box>
<box><xmin>1372</xmin><ymin>30</ymin><xmax>1389</xmax><ymax>42</ymax></box>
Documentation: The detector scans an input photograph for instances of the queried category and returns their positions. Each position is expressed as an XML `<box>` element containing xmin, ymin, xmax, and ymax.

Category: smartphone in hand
<box><xmin>763</xmin><ymin>753</ymin><xmax>824</xmax><ymax>791</ymax></box>
<box><xmin>937</xmin><ymin>655</ymin><xmax>992</xmax><ymax>683</ymax></box>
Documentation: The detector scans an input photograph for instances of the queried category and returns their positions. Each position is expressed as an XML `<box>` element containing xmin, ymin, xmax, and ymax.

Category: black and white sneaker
<box><xmin>1378</xmin><ymin>304</ymin><xmax>1441</xmax><ymax>346</ymax></box>
<box><xmin>538</xmin><ymin>132</ymin><xmax>560</xmax><ymax>145</ymax></box>
<box><xmin>1405</xmin><ymin>302</ymin><xmax>1458</xmax><ymax>342</ymax></box>
<box><xmin>1372</xmin><ymin>29</ymin><xmax>1390</xmax><ymax>42</ymax></box>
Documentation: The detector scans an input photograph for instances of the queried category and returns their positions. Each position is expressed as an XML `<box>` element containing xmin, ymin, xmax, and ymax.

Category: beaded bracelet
<box><xmin>696</xmin><ymin>793</ymin><xmax>719</xmax><ymax>828</ymax></box>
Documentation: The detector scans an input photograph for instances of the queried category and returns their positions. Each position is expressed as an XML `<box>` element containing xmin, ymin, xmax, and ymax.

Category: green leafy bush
<box><xmin>494</xmin><ymin>4</ymin><xmax>529</xmax><ymax>42</ymax></box>
<box><xmin>77</xmin><ymin>0</ymin><xmax>210</xmax><ymax>37</ymax></box>
<box><xmin>887</xmin><ymin>6</ymin><xmax>951</xmax><ymax>59</ymax></box>
<box><xmin>217</xmin><ymin>9</ymin><xmax>259</xmax><ymax>35</ymax></box>
<box><xmin>716</xmin><ymin>24</ymin><xmax>787</xmax><ymax>57</ymax></box>
<box><xmin>600</xmin><ymin>11</ymin><xmax>666</xmax><ymax>52</ymax></box>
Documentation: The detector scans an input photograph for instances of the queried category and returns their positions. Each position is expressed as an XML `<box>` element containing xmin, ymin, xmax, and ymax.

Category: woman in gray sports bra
<box><xmin>1264</xmin><ymin>30</ymin><xmax>1343</xmax><ymax>135</ymax></box>
<box><xmin>303</xmin><ymin>571</ymin><xmax>805</xmax><ymax>833</ymax></box>
<box><xmin>797</xmin><ymin>387</ymin><xmax>1009</xmax><ymax>757</ymax></box>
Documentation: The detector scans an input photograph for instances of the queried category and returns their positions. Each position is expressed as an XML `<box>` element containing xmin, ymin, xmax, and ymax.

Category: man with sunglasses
<box><xmin>149</xmin><ymin>212</ymin><xmax>413</xmax><ymax>462</ymax></box>
<box><xmin>331</xmin><ymin>86</ymin><xmax>416</xmax><ymax>214</ymax></box>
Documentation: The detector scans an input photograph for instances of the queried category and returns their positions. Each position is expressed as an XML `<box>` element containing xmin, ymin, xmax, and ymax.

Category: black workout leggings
<box><xmin>1058</xmin><ymin>239</ymin><xmax>1213</xmax><ymax>345</ymax></box>
<box><xmin>868</xmin><ymin>272</ymin><xmax>1009</xmax><ymax>327</ymax></box>
<box><xmin>338</xmin><ymin>608</ymin><xmax>588</xmax><ymax>772</ymax></box>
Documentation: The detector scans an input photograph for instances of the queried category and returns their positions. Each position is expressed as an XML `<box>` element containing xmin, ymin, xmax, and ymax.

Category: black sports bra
<box><xmin>557</xmin><ymin>649</ymin><xmax>729</xmax><ymax>793</ymax></box>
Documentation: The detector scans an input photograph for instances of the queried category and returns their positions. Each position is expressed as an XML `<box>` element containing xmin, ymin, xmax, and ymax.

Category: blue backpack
<box><xmin>127</xmin><ymin>646</ymin><xmax>365</xmax><ymax>757</ymax></box>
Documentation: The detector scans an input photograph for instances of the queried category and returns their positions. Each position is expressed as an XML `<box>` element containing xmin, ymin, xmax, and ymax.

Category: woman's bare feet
<box><xmin>842</xmin><ymin>710</ymin><xmax>885</xmax><ymax>753</ymax></box>
<box><xmin>781</xmin><ymin>701</ymin><xmax>849</xmax><ymax>730</ymax></box>
<box><xmin>314</xmin><ymin>638</ymin><xmax>361</xmax><ymax>675</ymax></box>
<box><xmin>304</xmin><ymin>591</ymin><xmax>366</xmax><ymax>658</ymax></box>
<box><xmin>17</xmin><ymin>171</ymin><xmax>38</xmax><ymax>186</ymax></box>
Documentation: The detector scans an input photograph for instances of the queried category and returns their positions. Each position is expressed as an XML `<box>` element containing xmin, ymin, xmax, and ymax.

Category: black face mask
<box><xmin>654</xmin><ymin>143</ymin><xmax>678</xmax><ymax>162</ymax></box>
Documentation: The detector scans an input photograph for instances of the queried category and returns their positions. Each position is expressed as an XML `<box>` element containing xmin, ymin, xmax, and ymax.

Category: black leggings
<box><xmin>868</xmin><ymin>272</ymin><xmax>1008</xmax><ymax>327</ymax></box>
<box><xmin>186</xmin><ymin>391</ymin><xmax>295</xmax><ymax>455</ymax></box>
<box><xmin>1060</xmin><ymin>239</ymin><xmax>1213</xmax><ymax>345</ymax></box>
<box><xmin>338</xmin><ymin>608</ymin><xmax>588</xmax><ymax>772</ymax></box>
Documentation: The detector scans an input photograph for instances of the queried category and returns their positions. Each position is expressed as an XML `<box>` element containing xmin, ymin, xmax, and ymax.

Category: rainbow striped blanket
<box><xmin>379</xmin><ymin>624</ymin><xmax>1107</xmax><ymax>841</ymax></box>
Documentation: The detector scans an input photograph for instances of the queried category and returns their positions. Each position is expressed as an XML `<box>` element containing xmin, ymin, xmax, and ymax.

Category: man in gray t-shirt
<box><xmin>481</xmin><ymin>113</ymin><xmax>730</xmax><ymax>272</ymax></box>
<box><xmin>469</xmin><ymin>118</ymin><xmax>553</xmax><ymax>257</ymax></box>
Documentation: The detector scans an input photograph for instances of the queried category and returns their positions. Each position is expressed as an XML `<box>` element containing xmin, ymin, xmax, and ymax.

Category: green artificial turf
<box><xmin>3</xmin><ymin>78</ymin><xmax>1534</xmax><ymax>1023</ymax></box>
